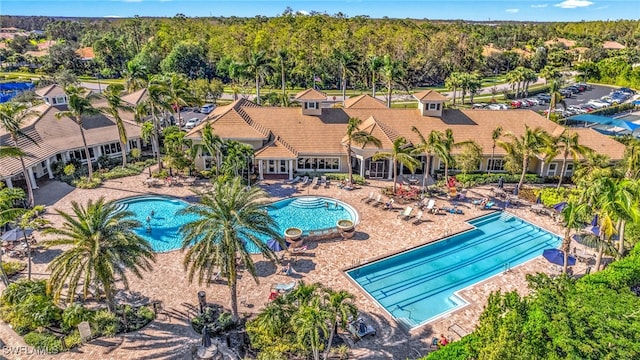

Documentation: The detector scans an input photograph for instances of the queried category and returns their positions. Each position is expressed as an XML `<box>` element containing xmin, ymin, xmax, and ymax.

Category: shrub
<box><xmin>92</xmin><ymin>309</ymin><xmax>119</xmax><ymax>337</ymax></box>
<box><xmin>2</xmin><ymin>261</ymin><xmax>26</xmax><ymax>277</ymax></box>
<box><xmin>73</xmin><ymin>176</ymin><xmax>102</xmax><ymax>189</ymax></box>
<box><xmin>454</xmin><ymin>173</ymin><xmax>542</xmax><ymax>188</ymax></box>
<box><xmin>61</xmin><ymin>304</ymin><xmax>94</xmax><ymax>333</ymax></box>
<box><xmin>100</xmin><ymin>166</ymin><xmax>140</xmax><ymax>180</ymax></box>
<box><xmin>324</xmin><ymin>173</ymin><xmax>366</xmax><ymax>185</ymax></box>
<box><xmin>153</xmin><ymin>169</ymin><xmax>169</xmax><ymax>179</ymax></box>
<box><xmin>130</xmin><ymin>148</ymin><xmax>142</xmax><ymax>161</ymax></box>
<box><xmin>97</xmin><ymin>155</ymin><xmax>111</xmax><ymax>169</ymax></box>
<box><xmin>0</xmin><ymin>281</ymin><xmax>61</xmax><ymax>335</ymax></box>
<box><xmin>24</xmin><ymin>331</ymin><xmax>63</xmax><ymax>354</ymax></box>
<box><xmin>1</xmin><ymin>280</ymin><xmax>47</xmax><ymax>306</ymax></box>
<box><xmin>63</xmin><ymin>330</ymin><xmax>83</xmax><ymax>349</ymax></box>
<box><xmin>63</xmin><ymin>164</ymin><xmax>76</xmax><ymax>177</ymax></box>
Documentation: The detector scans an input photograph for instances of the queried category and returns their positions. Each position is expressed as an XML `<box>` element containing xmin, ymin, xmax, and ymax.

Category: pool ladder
<box><xmin>503</xmin><ymin>262</ymin><xmax>511</xmax><ymax>274</ymax></box>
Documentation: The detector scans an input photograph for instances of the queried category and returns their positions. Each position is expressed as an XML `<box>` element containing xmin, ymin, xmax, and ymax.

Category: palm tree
<box><xmin>547</xmin><ymin>80</ymin><xmax>566</xmax><ymax>120</ymax></box>
<box><xmin>559</xmin><ymin>202</ymin><xmax>586</xmax><ymax>273</ymax></box>
<box><xmin>178</xmin><ymin>177</ymin><xmax>284</xmax><ymax>322</ymax></box>
<box><xmin>164</xmin><ymin>72</ymin><xmax>195</xmax><ymax>127</ymax></box>
<box><xmin>380</xmin><ymin>55</ymin><xmax>404</xmax><ymax>108</ymax></box>
<box><xmin>539</xmin><ymin>65</ymin><xmax>561</xmax><ymax>85</ymax></box>
<box><xmin>438</xmin><ymin>129</ymin><xmax>456</xmax><ymax>182</ymax></box>
<box><xmin>0</xmin><ymin>146</ymin><xmax>24</xmax><ymax>159</ymax></box>
<box><xmin>323</xmin><ymin>289</ymin><xmax>357</xmax><ymax>360</ymax></box>
<box><xmin>199</xmin><ymin>123</ymin><xmax>224</xmax><ymax>173</ymax></box>
<box><xmin>15</xmin><ymin>206</ymin><xmax>49</xmax><ymax>280</ymax></box>
<box><xmin>411</xmin><ymin>127</ymin><xmax>447</xmax><ymax>187</ymax></box>
<box><xmin>0</xmin><ymin>102</ymin><xmax>40</xmax><ymax>207</ymax></box>
<box><xmin>506</xmin><ymin>67</ymin><xmax>526</xmax><ymax>98</ymax></box>
<box><xmin>522</xmin><ymin>68</ymin><xmax>538</xmax><ymax>97</ymax></box>
<box><xmin>445</xmin><ymin>72</ymin><xmax>463</xmax><ymax>106</ymax></box>
<box><xmin>546</xmin><ymin>131</ymin><xmax>592</xmax><ymax>188</ymax></box>
<box><xmin>343</xmin><ymin>117</ymin><xmax>382</xmax><ymax>184</ymax></box>
<box><xmin>123</xmin><ymin>61</ymin><xmax>148</xmax><ymax>92</ymax></box>
<box><xmin>368</xmin><ymin>55</ymin><xmax>383</xmax><ymax>98</ymax></box>
<box><xmin>228</xmin><ymin>60</ymin><xmax>247</xmax><ymax>101</ymax></box>
<box><xmin>275</xmin><ymin>49</ymin><xmax>289</xmax><ymax>98</ymax></box>
<box><xmin>373</xmin><ymin>137</ymin><xmax>420</xmax><ymax>193</ymax></box>
<box><xmin>55</xmin><ymin>85</ymin><xmax>100</xmax><ymax>181</ymax></box>
<box><xmin>498</xmin><ymin>126</ymin><xmax>551</xmax><ymax>190</ymax></box>
<box><xmin>293</xmin><ymin>298</ymin><xmax>329</xmax><ymax>360</ymax></box>
<box><xmin>44</xmin><ymin>197</ymin><xmax>155</xmax><ymax>311</ymax></box>
<box><xmin>97</xmin><ymin>84</ymin><xmax>134</xmax><ymax>167</ymax></box>
<box><xmin>246</xmin><ymin>50</ymin><xmax>272</xmax><ymax>105</ymax></box>
<box><xmin>488</xmin><ymin>126</ymin><xmax>503</xmax><ymax>175</ymax></box>
<box><xmin>333</xmin><ymin>50</ymin><xmax>358</xmax><ymax>105</ymax></box>
<box><xmin>623</xmin><ymin>139</ymin><xmax>640</xmax><ymax>180</ymax></box>
<box><xmin>136</xmin><ymin>76</ymin><xmax>171</xmax><ymax>170</ymax></box>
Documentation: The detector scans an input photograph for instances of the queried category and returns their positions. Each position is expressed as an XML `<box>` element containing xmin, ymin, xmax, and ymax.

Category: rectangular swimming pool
<box><xmin>346</xmin><ymin>211</ymin><xmax>561</xmax><ymax>329</ymax></box>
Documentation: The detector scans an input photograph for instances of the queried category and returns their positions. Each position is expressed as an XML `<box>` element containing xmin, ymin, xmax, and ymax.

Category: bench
<box><xmin>448</xmin><ymin>323</ymin><xmax>470</xmax><ymax>338</ymax></box>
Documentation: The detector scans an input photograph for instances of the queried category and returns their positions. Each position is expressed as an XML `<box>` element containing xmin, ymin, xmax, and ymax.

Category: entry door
<box><xmin>267</xmin><ymin>160</ymin><xmax>288</xmax><ymax>174</ymax></box>
<box><xmin>369</xmin><ymin>160</ymin><xmax>386</xmax><ymax>179</ymax></box>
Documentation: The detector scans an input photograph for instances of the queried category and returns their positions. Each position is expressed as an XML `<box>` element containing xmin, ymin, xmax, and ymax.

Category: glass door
<box><xmin>369</xmin><ymin>160</ymin><xmax>386</xmax><ymax>179</ymax></box>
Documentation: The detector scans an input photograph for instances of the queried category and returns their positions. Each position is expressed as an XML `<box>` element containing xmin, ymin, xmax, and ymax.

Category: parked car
<box><xmin>587</xmin><ymin>100</ymin><xmax>608</xmax><ymax>109</ymax></box>
<box><xmin>183</xmin><ymin>117</ymin><xmax>200</xmax><ymax>130</ymax></box>
<box><xmin>200</xmin><ymin>104</ymin><xmax>216</xmax><ymax>114</ymax></box>
<box><xmin>618</xmin><ymin>87</ymin><xmax>635</xmax><ymax>95</ymax></box>
<box><xmin>510</xmin><ymin>100</ymin><xmax>522</xmax><ymax>108</ymax></box>
<box><xmin>472</xmin><ymin>103</ymin><xmax>486</xmax><ymax>109</ymax></box>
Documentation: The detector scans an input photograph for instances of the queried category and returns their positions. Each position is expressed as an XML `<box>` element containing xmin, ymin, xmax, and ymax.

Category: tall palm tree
<box><xmin>44</xmin><ymin>197</ymin><xmax>156</xmax><ymax>311</ymax></box>
<box><xmin>227</xmin><ymin>60</ymin><xmax>247</xmax><ymax>101</ymax></box>
<box><xmin>623</xmin><ymin>139</ymin><xmax>640</xmax><ymax>180</ymax></box>
<box><xmin>0</xmin><ymin>102</ymin><xmax>39</xmax><ymax>207</ymax></box>
<box><xmin>559</xmin><ymin>202</ymin><xmax>586</xmax><ymax>273</ymax></box>
<box><xmin>136</xmin><ymin>76</ymin><xmax>171</xmax><ymax>170</ymax></box>
<box><xmin>373</xmin><ymin>137</ymin><xmax>420</xmax><ymax>193</ymax></box>
<box><xmin>164</xmin><ymin>72</ymin><xmax>195</xmax><ymax>127</ymax></box>
<box><xmin>522</xmin><ymin>68</ymin><xmax>538</xmax><ymax>97</ymax></box>
<box><xmin>439</xmin><ymin>129</ymin><xmax>457</xmax><ymax>181</ymax></box>
<box><xmin>178</xmin><ymin>177</ymin><xmax>284</xmax><ymax>322</ymax></box>
<box><xmin>246</xmin><ymin>50</ymin><xmax>272</xmax><ymax>105</ymax></box>
<box><xmin>368</xmin><ymin>55</ymin><xmax>383</xmax><ymax>98</ymax></box>
<box><xmin>547</xmin><ymin>80</ymin><xmax>566</xmax><ymax>120</ymax></box>
<box><xmin>498</xmin><ymin>125</ymin><xmax>552</xmax><ymax>190</ymax></box>
<box><xmin>445</xmin><ymin>72</ymin><xmax>463</xmax><ymax>106</ymax></box>
<box><xmin>55</xmin><ymin>85</ymin><xmax>100</xmax><ymax>181</ymax></box>
<box><xmin>123</xmin><ymin>61</ymin><xmax>148</xmax><ymax>92</ymax></box>
<box><xmin>323</xmin><ymin>289</ymin><xmax>357</xmax><ymax>360</ymax></box>
<box><xmin>293</xmin><ymin>298</ymin><xmax>329</xmax><ymax>360</ymax></box>
<box><xmin>380</xmin><ymin>55</ymin><xmax>404</xmax><ymax>108</ymax></box>
<box><xmin>275</xmin><ymin>49</ymin><xmax>289</xmax><ymax>98</ymax></box>
<box><xmin>411</xmin><ymin>127</ymin><xmax>447</xmax><ymax>187</ymax></box>
<box><xmin>197</xmin><ymin>123</ymin><xmax>224</xmax><ymax>173</ymax></box>
<box><xmin>506</xmin><ymin>67</ymin><xmax>526</xmax><ymax>98</ymax></box>
<box><xmin>0</xmin><ymin>146</ymin><xmax>24</xmax><ymax>159</ymax></box>
<box><xmin>343</xmin><ymin>117</ymin><xmax>382</xmax><ymax>184</ymax></box>
<box><xmin>545</xmin><ymin>131</ymin><xmax>592</xmax><ymax>188</ymax></box>
<box><xmin>488</xmin><ymin>126</ymin><xmax>503</xmax><ymax>175</ymax></box>
<box><xmin>97</xmin><ymin>84</ymin><xmax>134</xmax><ymax>167</ymax></box>
<box><xmin>334</xmin><ymin>50</ymin><xmax>358</xmax><ymax>105</ymax></box>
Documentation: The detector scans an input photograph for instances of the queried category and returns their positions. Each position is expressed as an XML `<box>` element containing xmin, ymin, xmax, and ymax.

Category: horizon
<box><xmin>2</xmin><ymin>0</ymin><xmax>639</xmax><ymax>22</ymax></box>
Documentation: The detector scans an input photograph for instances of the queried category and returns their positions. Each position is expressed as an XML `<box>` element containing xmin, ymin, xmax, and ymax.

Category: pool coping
<box><xmin>341</xmin><ymin>209</ymin><xmax>564</xmax><ymax>332</ymax></box>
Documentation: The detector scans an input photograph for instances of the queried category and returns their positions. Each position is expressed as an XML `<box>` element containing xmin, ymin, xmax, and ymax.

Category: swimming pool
<box><xmin>115</xmin><ymin>195</ymin><xmax>358</xmax><ymax>253</ymax></box>
<box><xmin>346</xmin><ymin>211</ymin><xmax>561</xmax><ymax>329</ymax></box>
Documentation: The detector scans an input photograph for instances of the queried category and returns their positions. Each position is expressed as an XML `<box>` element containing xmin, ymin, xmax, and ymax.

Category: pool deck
<box><xmin>0</xmin><ymin>172</ymin><xmax>598</xmax><ymax>359</ymax></box>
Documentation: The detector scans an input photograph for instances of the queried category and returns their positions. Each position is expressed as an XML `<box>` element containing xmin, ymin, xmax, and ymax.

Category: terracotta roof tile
<box><xmin>603</xmin><ymin>41</ymin><xmax>625</xmax><ymax>50</ymax></box>
<box><xmin>254</xmin><ymin>137</ymin><xmax>298</xmax><ymax>159</ymax></box>
<box><xmin>294</xmin><ymin>88</ymin><xmax>327</xmax><ymax>101</ymax></box>
<box><xmin>413</xmin><ymin>90</ymin><xmax>447</xmax><ymax>102</ymax></box>
<box><xmin>343</xmin><ymin>94</ymin><xmax>387</xmax><ymax>109</ymax></box>
<box><xmin>76</xmin><ymin>47</ymin><xmax>95</xmax><ymax>60</ymax></box>
<box><xmin>35</xmin><ymin>84</ymin><xmax>63</xmax><ymax>97</ymax></box>
<box><xmin>121</xmin><ymin>88</ymin><xmax>147</xmax><ymax>106</ymax></box>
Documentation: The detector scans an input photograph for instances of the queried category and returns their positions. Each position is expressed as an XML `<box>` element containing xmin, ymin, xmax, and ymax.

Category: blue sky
<box><xmin>2</xmin><ymin>0</ymin><xmax>639</xmax><ymax>21</ymax></box>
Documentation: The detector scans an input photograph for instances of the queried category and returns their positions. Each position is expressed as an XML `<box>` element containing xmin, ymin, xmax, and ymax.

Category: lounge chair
<box><xmin>371</xmin><ymin>194</ymin><xmax>383</xmax><ymax>206</ymax></box>
<box><xmin>348</xmin><ymin>318</ymin><xmax>376</xmax><ymax>342</ymax></box>
<box><xmin>412</xmin><ymin>210</ymin><xmax>424</xmax><ymax>225</ymax></box>
<box><xmin>288</xmin><ymin>245</ymin><xmax>308</xmax><ymax>255</ymax></box>
<box><xmin>361</xmin><ymin>192</ymin><xmax>374</xmax><ymax>203</ymax></box>
<box><xmin>424</xmin><ymin>199</ymin><xmax>437</xmax><ymax>213</ymax></box>
<box><xmin>300</xmin><ymin>176</ymin><xmax>310</xmax><ymax>186</ymax></box>
<box><xmin>324</xmin><ymin>178</ymin><xmax>331</xmax><ymax>188</ymax></box>
<box><xmin>286</xmin><ymin>176</ymin><xmax>301</xmax><ymax>184</ymax></box>
<box><xmin>483</xmin><ymin>201</ymin><xmax>495</xmax><ymax>210</ymax></box>
<box><xmin>320</xmin><ymin>175</ymin><xmax>327</xmax><ymax>184</ymax></box>
<box><xmin>397</xmin><ymin>206</ymin><xmax>414</xmax><ymax>220</ymax></box>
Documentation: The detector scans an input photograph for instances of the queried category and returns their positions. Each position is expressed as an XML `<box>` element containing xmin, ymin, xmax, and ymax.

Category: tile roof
<box><xmin>563</xmin><ymin>127</ymin><xmax>626</xmax><ymax>161</ymax></box>
<box><xmin>187</xmin><ymin>98</ymin><xmax>626</xmax><ymax>162</ymax></box>
<box><xmin>121</xmin><ymin>88</ymin><xmax>147</xmax><ymax>106</ymax></box>
<box><xmin>343</xmin><ymin>94</ymin><xmax>386</xmax><ymax>109</ymax></box>
<box><xmin>75</xmin><ymin>47</ymin><xmax>95</xmax><ymax>60</ymax></box>
<box><xmin>603</xmin><ymin>41</ymin><xmax>625</xmax><ymax>50</ymax></box>
<box><xmin>544</xmin><ymin>38</ymin><xmax>576</xmax><ymax>47</ymax></box>
<box><xmin>0</xmin><ymin>104</ymin><xmax>141</xmax><ymax>177</ymax></box>
<box><xmin>413</xmin><ymin>90</ymin><xmax>447</xmax><ymax>102</ymax></box>
<box><xmin>254</xmin><ymin>136</ymin><xmax>298</xmax><ymax>159</ymax></box>
<box><xmin>294</xmin><ymin>88</ymin><xmax>327</xmax><ymax>101</ymax></box>
<box><xmin>187</xmin><ymin>98</ymin><xmax>268</xmax><ymax>141</ymax></box>
<box><xmin>35</xmin><ymin>84</ymin><xmax>63</xmax><ymax>97</ymax></box>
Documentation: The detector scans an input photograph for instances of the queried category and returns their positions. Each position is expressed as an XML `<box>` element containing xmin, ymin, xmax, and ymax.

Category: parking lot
<box><xmin>527</xmin><ymin>84</ymin><xmax>617</xmax><ymax>112</ymax></box>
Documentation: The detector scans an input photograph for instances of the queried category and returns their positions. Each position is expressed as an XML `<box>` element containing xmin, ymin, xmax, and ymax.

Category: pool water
<box><xmin>116</xmin><ymin>195</ymin><xmax>357</xmax><ymax>253</ymax></box>
<box><xmin>346</xmin><ymin>212</ymin><xmax>561</xmax><ymax>329</ymax></box>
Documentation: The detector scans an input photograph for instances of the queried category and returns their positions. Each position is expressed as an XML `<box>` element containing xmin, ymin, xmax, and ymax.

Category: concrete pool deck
<box><xmin>0</xmin><ymin>171</ymin><xmax>598</xmax><ymax>359</ymax></box>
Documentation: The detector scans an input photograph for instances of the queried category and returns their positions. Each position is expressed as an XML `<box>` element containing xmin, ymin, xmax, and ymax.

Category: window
<box><xmin>565</xmin><ymin>163</ymin><xmax>574</xmax><ymax>175</ymax></box>
<box><xmin>296</xmin><ymin>157</ymin><xmax>340</xmax><ymax>171</ymax></box>
<box><xmin>52</xmin><ymin>96</ymin><xmax>67</xmax><ymax>105</ymax></box>
<box><xmin>487</xmin><ymin>159</ymin><xmax>505</xmax><ymax>171</ymax></box>
<box><xmin>304</xmin><ymin>102</ymin><xmax>318</xmax><ymax>109</ymax></box>
<box><xmin>69</xmin><ymin>148</ymin><xmax>95</xmax><ymax>161</ymax></box>
<box><xmin>547</xmin><ymin>163</ymin><xmax>557</xmax><ymax>176</ymax></box>
<box><xmin>101</xmin><ymin>142</ymin><xmax>122</xmax><ymax>155</ymax></box>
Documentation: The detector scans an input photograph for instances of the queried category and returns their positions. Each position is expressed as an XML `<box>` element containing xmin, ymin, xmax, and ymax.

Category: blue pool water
<box><xmin>116</xmin><ymin>195</ymin><xmax>357</xmax><ymax>253</ymax></box>
<box><xmin>346</xmin><ymin>212</ymin><xmax>561</xmax><ymax>329</ymax></box>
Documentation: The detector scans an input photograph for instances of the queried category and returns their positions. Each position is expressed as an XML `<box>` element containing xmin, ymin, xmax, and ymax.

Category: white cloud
<box><xmin>297</xmin><ymin>10</ymin><xmax>310</xmax><ymax>15</ymax></box>
<box><xmin>531</xmin><ymin>4</ymin><xmax>549</xmax><ymax>8</ymax></box>
<box><xmin>554</xmin><ymin>0</ymin><xmax>594</xmax><ymax>9</ymax></box>
<box><xmin>505</xmin><ymin>8</ymin><xmax>520</xmax><ymax>13</ymax></box>
<box><xmin>104</xmin><ymin>15</ymin><xmax>123</xmax><ymax>18</ymax></box>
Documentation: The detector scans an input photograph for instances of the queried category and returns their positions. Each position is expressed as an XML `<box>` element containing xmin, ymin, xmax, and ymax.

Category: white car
<box><xmin>587</xmin><ymin>100</ymin><xmax>608</xmax><ymax>109</ymax></box>
<box><xmin>200</xmin><ymin>104</ymin><xmax>215</xmax><ymax>114</ymax></box>
<box><xmin>183</xmin><ymin>118</ymin><xmax>200</xmax><ymax>130</ymax></box>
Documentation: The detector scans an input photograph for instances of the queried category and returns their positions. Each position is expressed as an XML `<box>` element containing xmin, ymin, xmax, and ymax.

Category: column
<box><xmin>359</xmin><ymin>157</ymin><xmax>365</xmax><ymax>178</ymax></box>
<box><xmin>45</xmin><ymin>158</ymin><xmax>54</xmax><ymax>179</ymax></box>
<box><xmin>27</xmin><ymin>167</ymin><xmax>38</xmax><ymax>189</ymax></box>
<box><xmin>95</xmin><ymin>145</ymin><xmax>102</xmax><ymax>157</ymax></box>
<box><xmin>258</xmin><ymin>160</ymin><xmax>264</xmax><ymax>180</ymax></box>
<box><xmin>288</xmin><ymin>159</ymin><xmax>293</xmax><ymax>180</ymax></box>
<box><xmin>136</xmin><ymin>138</ymin><xmax>141</xmax><ymax>150</ymax></box>
<box><xmin>4</xmin><ymin>177</ymin><xmax>13</xmax><ymax>188</ymax></box>
<box><xmin>387</xmin><ymin>159</ymin><xmax>393</xmax><ymax>180</ymax></box>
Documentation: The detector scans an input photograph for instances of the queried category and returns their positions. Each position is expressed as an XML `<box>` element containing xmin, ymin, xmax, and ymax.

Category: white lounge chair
<box><xmin>311</xmin><ymin>177</ymin><xmax>319</xmax><ymax>186</ymax></box>
<box><xmin>371</xmin><ymin>194</ymin><xmax>383</xmax><ymax>206</ymax></box>
<box><xmin>425</xmin><ymin>199</ymin><xmax>436</xmax><ymax>213</ymax></box>
<box><xmin>397</xmin><ymin>206</ymin><xmax>414</xmax><ymax>220</ymax></box>
<box><xmin>300</xmin><ymin>176</ymin><xmax>310</xmax><ymax>186</ymax></box>
<box><xmin>412</xmin><ymin>210</ymin><xmax>424</xmax><ymax>225</ymax></box>
<box><xmin>320</xmin><ymin>175</ymin><xmax>327</xmax><ymax>184</ymax></box>
<box><xmin>286</xmin><ymin>176</ymin><xmax>301</xmax><ymax>184</ymax></box>
<box><xmin>361</xmin><ymin>192</ymin><xmax>374</xmax><ymax>203</ymax></box>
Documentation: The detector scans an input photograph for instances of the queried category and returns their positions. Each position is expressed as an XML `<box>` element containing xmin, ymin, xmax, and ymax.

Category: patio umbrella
<box><xmin>1</xmin><ymin>228</ymin><xmax>33</xmax><ymax>242</ymax></box>
<box><xmin>266</xmin><ymin>238</ymin><xmax>286</xmax><ymax>252</ymax></box>
<box><xmin>584</xmin><ymin>214</ymin><xmax>600</xmax><ymax>236</ymax></box>
<box><xmin>542</xmin><ymin>248</ymin><xmax>576</xmax><ymax>266</ymax></box>
<box><xmin>553</xmin><ymin>202</ymin><xmax>568</xmax><ymax>212</ymax></box>
<box><xmin>535</xmin><ymin>193</ymin><xmax>542</xmax><ymax>204</ymax></box>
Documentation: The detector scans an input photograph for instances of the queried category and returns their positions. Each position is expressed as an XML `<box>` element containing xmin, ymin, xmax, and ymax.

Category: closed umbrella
<box><xmin>202</xmin><ymin>326</ymin><xmax>211</xmax><ymax>347</ymax></box>
<box><xmin>1</xmin><ymin>228</ymin><xmax>33</xmax><ymax>242</ymax></box>
<box><xmin>542</xmin><ymin>248</ymin><xmax>576</xmax><ymax>266</ymax></box>
<box><xmin>585</xmin><ymin>214</ymin><xmax>600</xmax><ymax>236</ymax></box>
<box><xmin>553</xmin><ymin>202</ymin><xmax>568</xmax><ymax>212</ymax></box>
<box><xmin>535</xmin><ymin>193</ymin><xmax>542</xmax><ymax>204</ymax></box>
<box><xmin>266</xmin><ymin>238</ymin><xmax>286</xmax><ymax>252</ymax></box>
